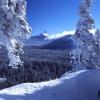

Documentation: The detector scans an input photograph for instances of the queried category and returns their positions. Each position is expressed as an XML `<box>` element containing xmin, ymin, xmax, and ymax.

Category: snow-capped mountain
<box><xmin>32</xmin><ymin>31</ymin><xmax>49</xmax><ymax>40</ymax></box>
<box><xmin>24</xmin><ymin>31</ymin><xmax>75</xmax><ymax>50</ymax></box>
<box><xmin>40</xmin><ymin>35</ymin><xmax>76</xmax><ymax>50</ymax></box>
<box><xmin>24</xmin><ymin>31</ymin><xmax>52</xmax><ymax>46</ymax></box>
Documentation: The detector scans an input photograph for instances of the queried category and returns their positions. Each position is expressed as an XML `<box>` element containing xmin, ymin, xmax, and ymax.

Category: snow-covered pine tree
<box><xmin>0</xmin><ymin>0</ymin><xmax>31</xmax><ymax>68</ymax></box>
<box><xmin>71</xmin><ymin>0</ymin><xmax>95</xmax><ymax>69</ymax></box>
<box><xmin>93</xmin><ymin>29</ymin><xmax>100</xmax><ymax>68</ymax></box>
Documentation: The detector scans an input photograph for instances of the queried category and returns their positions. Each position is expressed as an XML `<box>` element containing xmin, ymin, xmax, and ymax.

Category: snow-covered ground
<box><xmin>0</xmin><ymin>70</ymin><xmax>100</xmax><ymax>100</ymax></box>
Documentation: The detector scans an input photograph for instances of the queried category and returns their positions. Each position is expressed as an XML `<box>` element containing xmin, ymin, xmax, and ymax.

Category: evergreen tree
<box><xmin>71</xmin><ymin>0</ymin><xmax>95</xmax><ymax>69</ymax></box>
<box><xmin>0</xmin><ymin>0</ymin><xmax>31</xmax><ymax>68</ymax></box>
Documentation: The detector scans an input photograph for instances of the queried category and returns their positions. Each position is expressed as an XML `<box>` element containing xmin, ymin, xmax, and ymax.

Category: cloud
<box><xmin>48</xmin><ymin>30</ymin><xmax>75</xmax><ymax>39</ymax></box>
<box><xmin>48</xmin><ymin>29</ymin><xmax>96</xmax><ymax>39</ymax></box>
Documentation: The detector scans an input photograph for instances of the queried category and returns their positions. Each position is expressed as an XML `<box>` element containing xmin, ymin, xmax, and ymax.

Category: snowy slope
<box><xmin>0</xmin><ymin>70</ymin><xmax>100</xmax><ymax>100</ymax></box>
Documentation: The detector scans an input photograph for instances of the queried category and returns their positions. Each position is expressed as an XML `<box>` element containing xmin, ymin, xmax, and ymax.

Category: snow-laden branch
<box><xmin>77</xmin><ymin>0</ymin><xmax>95</xmax><ymax>30</ymax></box>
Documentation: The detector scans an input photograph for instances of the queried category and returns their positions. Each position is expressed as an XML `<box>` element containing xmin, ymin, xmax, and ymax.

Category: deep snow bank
<box><xmin>0</xmin><ymin>70</ymin><xmax>100</xmax><ymax>100</ymax></box>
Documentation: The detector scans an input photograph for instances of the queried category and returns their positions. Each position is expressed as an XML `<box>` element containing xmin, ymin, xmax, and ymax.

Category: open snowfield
<box><xmin>0</xmin><ymin>70</ymin><xmax>100</xmax><ymax>100</ymax></box>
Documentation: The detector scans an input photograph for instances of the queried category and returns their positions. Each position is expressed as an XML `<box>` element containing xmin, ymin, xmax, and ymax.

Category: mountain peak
<box><xmin>39</xmin><ymin>31</ymin><xmax>49</xmax><ymax>38</ymax></box>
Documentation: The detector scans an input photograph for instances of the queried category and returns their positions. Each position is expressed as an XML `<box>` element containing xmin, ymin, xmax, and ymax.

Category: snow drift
<box><xmin>0</xmin><ymin>70</ymin><xmax>100</xmax><ymax>100</ymax></box>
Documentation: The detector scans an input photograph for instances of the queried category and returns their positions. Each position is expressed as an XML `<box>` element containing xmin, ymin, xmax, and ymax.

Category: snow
<box><xmin>0</xmin><ymin>70</ymin><xmax>100</xmax><ymax>100</ymax></box>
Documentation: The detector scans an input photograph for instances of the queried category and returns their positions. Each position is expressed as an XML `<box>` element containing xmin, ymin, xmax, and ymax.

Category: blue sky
<box><xmin>26</xmin><ymin>0</ymin><xmax>100</xmax><ymax>35</ymax></box>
